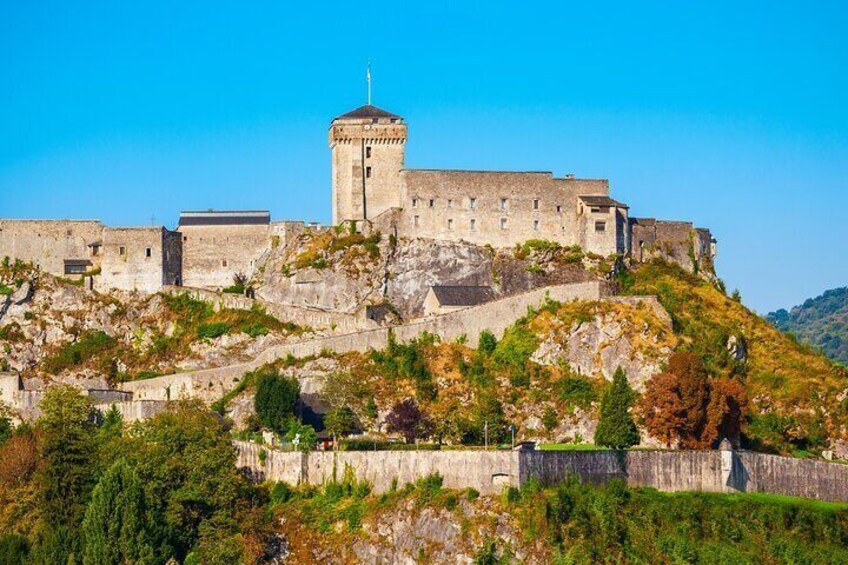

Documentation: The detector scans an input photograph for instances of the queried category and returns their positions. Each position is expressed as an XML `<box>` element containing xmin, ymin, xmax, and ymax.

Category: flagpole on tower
<box><xmin>366</xmin><ymin>61</ymin><xmax>372</xmax><ymax>106</ymax></box>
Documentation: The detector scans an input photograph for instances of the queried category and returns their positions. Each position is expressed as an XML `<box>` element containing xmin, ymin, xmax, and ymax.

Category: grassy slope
<box><xmin>621</xmin><ymin>260</ymin><xmax>848</xmax><ymax>454</ymax></box>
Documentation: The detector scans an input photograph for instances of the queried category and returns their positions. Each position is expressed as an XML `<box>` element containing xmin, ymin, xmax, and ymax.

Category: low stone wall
<box><xmin>162</xmin><ymin>286</ymin><xmax>376</xmax><ymax>333</ymax></box>
<box><xmin>233</xmin><ymin>444</ymin><xmax>848</xmax><ymax>503</ymax></box>
<box><xmin>121</xmin><ymin>281</ymin><xmax>659</xmax><ymax>406</ymax></box>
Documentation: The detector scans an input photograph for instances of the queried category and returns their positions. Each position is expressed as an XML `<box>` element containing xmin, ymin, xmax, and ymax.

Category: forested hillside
<box><xmin>767</xmin><ymin>287</ymin><xmax>848</xmax><ymax>366</ymax></box>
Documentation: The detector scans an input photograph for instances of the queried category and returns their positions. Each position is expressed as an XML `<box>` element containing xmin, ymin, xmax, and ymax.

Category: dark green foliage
<box><xmin>478</xmin><ymin>330</ymin><xmax>498</xmax><ymax>355</ymax></box>
<box><xmin>557</xmin><ymin>374</ymin><xmax>598</xmax><ymax>409</ymax></box>
<box><xmin>0</xmin><ymin>534</ymin><xmax>28</xmax><ymax>565</ymax></box>
<box><xmin>533</xmin><ymin>478</ymin><xmax>848</xmax><ymax>563</ymax></box>
<box><xmin>36</xmin><ymin>386</ymin><xmax>97</xmax><ymax>530</ymax></box>
<box><xmin>197</xmin><ymin>322</ymin><xmax>229</xmax><ymax>339</ymax></box>
<box><xmin>767</xmin><ymin>286</ymin><xmax>848</xmax><ymax>366</ymax></box>
<box><xmin>371</xmin><ymin>332</ymin><xmax>437</xmax><ymax>401</ymax></box>
<box><xmin>43</xmin><ymin>330</ymin><xmax>117</xmax><ymax>374</ymax></box>
<box><xmin>254</xmin><ymin>368</ymin><xmax>300</xmax><ymax>435</ymax></box>
<box><xmin>492</xmin><ymin>322</ymin><xmax>538</xmax><ymax>389</ymax></box>
<box><xmin>324</xmin><ymin>404</ymin><xmax>361</xmax><ymax>441</ymax></box>
<box><xmin>594</xmin><ymin>368</ymin><xmax>639</xmax><ymax>449</ymax></box>
<box><xmin>81</xmin><ymin>459</ymin><xmax>156</xmax><ymax>565</ymax></box>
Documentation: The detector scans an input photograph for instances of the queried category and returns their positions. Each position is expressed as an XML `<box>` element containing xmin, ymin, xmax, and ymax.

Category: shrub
<box><xmin>557</xmin><ymin>375</ymin><xmax>597</xmax><ymax>409</ymax></box>
<box><xmin>43</xmin><ymin>330</ymin><xmax>117</xmax><ymax>374</ymax></box>
<box><xmin>386</xmin><ymin>399</ymin><xmax>432</xmax><ymax>444</ymax></box>
<box><xmin>197</xmin><ymin>322</ymin><xmax>230</xmax><ymax>339</ymax></box>
<box><xmin>478</xmin><ymin>330</ymin><xmax>498</xmax><ymax>355</ymax></box>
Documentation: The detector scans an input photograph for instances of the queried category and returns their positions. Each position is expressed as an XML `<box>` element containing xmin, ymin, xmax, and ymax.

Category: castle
<box><xmin>0</xmin><ymin>103</ymin><xmax>715</xmax><ymax>293</ymax></box>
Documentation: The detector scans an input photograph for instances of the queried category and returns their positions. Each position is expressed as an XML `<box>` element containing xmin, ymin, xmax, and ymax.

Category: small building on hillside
<box><xmin>423</xmin><ymin>285</ymin><xmax>495</xmax><ymax>317</ymax></box>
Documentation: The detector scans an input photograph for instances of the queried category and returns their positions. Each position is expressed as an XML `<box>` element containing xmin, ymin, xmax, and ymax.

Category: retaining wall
<box><xmin>233</xmin><ymin>444</ymin><xmax>848</xmax><ymax>502</ymax></box>
<box><xmin>162</xmin><ymin>285</ymin><xmax>376</xmax><ymax>333</ymax></box>
<box><xmin>125</xmin><ymin>281</ymin><xmax>610</xmax><ymax>402</ymax></box>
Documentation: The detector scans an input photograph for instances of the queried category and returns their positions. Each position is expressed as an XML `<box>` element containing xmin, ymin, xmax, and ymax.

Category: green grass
<box><xmin>538</xmin><ymin>443</ymin><xmax>604</xmax><ymax>451</ymax></box>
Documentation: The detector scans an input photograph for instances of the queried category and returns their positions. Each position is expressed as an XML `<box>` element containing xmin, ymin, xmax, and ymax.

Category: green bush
<box><xmin>557</xmin><ymin>375</ymin><xmax>597</xmax><ymax>409</ymax></box>
<box><xmin>43</xmin><ymin>331</ymin><xmax>117</xmax><ymax>374</ymax></box>
<box><xmin>197</xmin><ymin>322</ymin><xmax>230</xmax><ymax>339</ymax></box>
<box><xmin>253</xmin><ymin>368</ymin><xmax>300</xmax><ymax>434</ymax></box>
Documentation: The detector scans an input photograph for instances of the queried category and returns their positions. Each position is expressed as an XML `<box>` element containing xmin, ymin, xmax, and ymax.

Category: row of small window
<box><xmin>412</xmin><ymin>197</ymin><xmax>552</xmax><ymax>212</ymax></box>
<box><xmin>411</xmin><ymin>217</ymin><xmax>608</xmax><ymax>233</ymax></box>
<box><xmin>112</xmin><ymin>246</ymin><xmax>154</xmax><ymax>257</ymax></box>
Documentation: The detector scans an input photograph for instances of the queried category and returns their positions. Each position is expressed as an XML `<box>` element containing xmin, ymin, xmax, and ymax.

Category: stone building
<box><xmin>99</xmin><ymin>227</ymin><xmax>182</xmax><ymax>292</ymax></box>
<box><xmin>330</xmin><ymin>105</ymin><xmax>630</xmax><ymax>255</ymax></box>
<box><xmin>423</xmin><ymin>285</ymin><xmax>495</xmax><ymax>317</ymax></box>
<box><xmin>177</xmin><ymin>210</ymin><xmax>273</xmax><ymax>289</ymax></box>
<box><xmin>630</xmin><ymin>218</ymin><xmax>716</xmax><ymax>273</ymax></box>
<box><xmin>0</xmin><ymin>219</ymin><xmax>103</xmax><ymax>275</ymax></box>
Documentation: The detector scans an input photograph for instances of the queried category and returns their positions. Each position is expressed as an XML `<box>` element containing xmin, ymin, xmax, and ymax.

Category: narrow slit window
<box><xmin>533</xmin><ymin>199</ymin><xmax>540</xmax><ymax>210</ymax></box>
<box><xmin>145</xmin><ymin>248</ymin><xmax>152</xmax><ymax>258</ymax></box>
<box><xmin>119</xmin><ymin>246</ymin><xmax>126</xmax><ymax>256</ymax></box>
<box><xmin>365</xmin><ymin>146</ymin><xmax>372</xmax><ymax>158</ymax></box>
<box><xmin>412</xmin><ymin>198</ymin><xmax>418</xmax><ymax>208</ymax></box>
<box><xmin>500</xmin><ymin>218</ymin><xmax>507</xmax><ymax>230</ymax></box>
<box><xmin>533</xmin><ymin>220</ymin><xmax>540</xmax><ymax>231</ymax></box>
<box><xmin>470</xmin><ymin>218</ymin><xmax>477</xmax><ymax>231</ymax></box>
<box><xmin>448</xmin><ymin>218</ymin><xmax>453</xmax><ymax>230</ymax></box>
<box><xmin>469</xmin><ymin>197</ymin><xmax>477</xmax><ymax>210</ymax></box>
<box><xmin>222</xmin><ymin>259</ymin><xmax>228</xmax><ymax>267</ymax></box>
<box><xmin>500</xmin><ymin>197</ymin><xmax>507</xmax><ymax>211</ymax></box>
<box><xmin>365</xmin><ymin>166</ymin><xmax>372</xmax><ymax>178</ymax></box>
<box><xmin>429</xmin><ymin>199</ymin><xmax>435</xmax><ymax>208</ymax></box>
<box><xmin>414</xmin><ymin>215</ymin><xmax>420</xmax><ymax>227</ymax></box>
<box><xmin>447</xmin><ymin>199</ymin><xmax>453</xmax><ymax>209</ymax></box>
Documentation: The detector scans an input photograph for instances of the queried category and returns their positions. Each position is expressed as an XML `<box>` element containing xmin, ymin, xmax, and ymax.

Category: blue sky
<box><xmin>1</xmin><ymin>1</ymin><xmax>846</xmax><ymax>313</ymax></box>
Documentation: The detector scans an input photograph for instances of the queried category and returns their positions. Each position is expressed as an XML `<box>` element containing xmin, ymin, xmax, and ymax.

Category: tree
<box><xmin>253</xmin><ymin>369</ymin><xmax>299</xmax><ymax>434</ymax></box>
<box><xmin>0</xmin><ymin>534</ymin><xmax>29</xmax><ymax>565</ymax></box>
<box><xmin>285</xmin><ymin>420</ymin><xmax>317</xmax><ymax>452</ymax></box>
<box><xmin>385</xmin><ymin>399</ymin><xmax>431</xmax><ymax>444</ymax></box>
<box><xmin>36</xmin><ymin>385</ymin><xmax>97</xmax><ymax>534</ymax></box>
<box><xmin>594</xmin><ymin>368</ymin><xmax>640</xmax><ymax>449</ymax></box>
<box><xmin>81</xmin><ymin>459</ymin><xmax>156</xmax><ymax>565</ymax></box>
<box><xmin>639</xmin><ymin>352</ymin><xmax>747</xmax><ymax>448</ymax></box>
<box><xmin>324</xmin><ymin>405</ymin><xmax>360</xmax><ymax>447</ymax></box>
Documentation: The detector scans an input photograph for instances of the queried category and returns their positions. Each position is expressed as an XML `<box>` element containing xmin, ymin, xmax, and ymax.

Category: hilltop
<box><xmin>767</xmin><ymin>287</ymin><xmax>848</xmax><ymax>367</ymax></box>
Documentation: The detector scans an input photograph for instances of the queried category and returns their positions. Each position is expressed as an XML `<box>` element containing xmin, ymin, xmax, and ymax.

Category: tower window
<box><xmin>500</xmin><ymin>218</ymin><xmax>507</xmax><ymax>230</ymax></box>
<box><xmin>119</xmin><ymin>246</ymin><xmax>126</xmax><ymax>256</ymax></box>
<box><xmin>145</xmin><ymin>248</ymin><xmax>152</xmax><ymax>258</ymax></box>
<box><xmin>412</xmin><ymin>198</ymin><xmax>418</xmax><ymax>208</ymax></box>
<box><xmin>222</xmin><ymin>259</ymin><xmax>228</xmax><ymax>267</ymax></box>
<box><xmin>500</xmin><ymin>198</ymin><xmax>507</xmax><ymax>211</ymax></box>
<box><xmin>366</xmin><ymin>166</ymin><xmax>372</xmax><ymax>178</ymax></box>
<box><xmin>469</xmin><ymin>197</ymin><xmax>477</xmax><ymax>210</ymax></box>
<box><xmin>429</xmin><ymin>199</ymin><xmax>435</xmax><ymax>208</ymax></box>
<box><xmin>556</xmin><ymin>205</ymin><xmax>562</xmax><ymax>213</ymax></box>
<box><xmin>447</xmin><ymin>199</ymin><xmax>453</xmax><ymax>209</ymax></box>
<box><xmin>533</xmin><ymin>220</ymin><xmax>540</xmax><ymax>231</ymax></box>
<box><xmin>533</xmin><ymin>199</ymin><xmax>540</xmax><ymax>210</ymax></box>
<box><xmin>470</xmin><ymin>219</ymin><xmax>477</xmax><ymax>231</ymax></box>
<box><xmin>448</xmin><ymin>219</ymin><xmax>453</xmax><ymax>230</ymax></box>
<box><xmin>365</xmin><ymin>146</ymin><xmax>372</xmax><ymax>158</ymax></box>
<box><xmin>595</xmin><ymin>221</ymin><xmax>606</xmax><ymax>232</ymax></box>
<box><xmin>414</xmin><ymin>215</ymin><xmax>420</xmax><ymax>227</ymax></box>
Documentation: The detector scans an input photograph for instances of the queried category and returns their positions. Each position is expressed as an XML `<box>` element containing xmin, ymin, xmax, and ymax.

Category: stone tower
<box><xmin>329</xmin><ymin>105</ymin><xmax>407</xmax><ymax>225</ymax></box>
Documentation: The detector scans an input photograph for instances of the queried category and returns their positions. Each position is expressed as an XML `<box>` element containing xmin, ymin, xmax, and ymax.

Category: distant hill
<box><xmin>767</xmin><ymin>287</ymin><xmax>848</xmax><ymax>366</ymax></box>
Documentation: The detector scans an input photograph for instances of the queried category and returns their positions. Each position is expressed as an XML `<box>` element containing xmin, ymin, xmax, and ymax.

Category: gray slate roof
<box><xmin>335</xmin><ymin>105</ymin><xmax>402</xmax><ymax>120</ymax></box>
<box><xmin>430</xmin><ymin>285</ymin><xmax>495</xmax><ymax>307</ymax></box>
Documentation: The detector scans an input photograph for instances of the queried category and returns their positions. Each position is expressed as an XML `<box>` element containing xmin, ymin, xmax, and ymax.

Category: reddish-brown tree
<box><xmin>639</xmin><ymin>352</ymin><xmax>747</xmax><ymax>448</ymax></box>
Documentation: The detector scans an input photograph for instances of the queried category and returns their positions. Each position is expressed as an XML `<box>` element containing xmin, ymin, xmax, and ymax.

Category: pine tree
<box><xmin>81</xmin><ymin>459</ymin><xmax>157</xmax><ymax>565</ymax></box>
<box><xmin>594</xmin><ymin>367</ymin><xmax>640</xmax><ymax>449</ymax></box>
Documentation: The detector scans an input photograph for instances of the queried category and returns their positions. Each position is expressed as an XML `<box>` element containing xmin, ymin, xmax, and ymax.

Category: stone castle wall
<box><xmin>178</xmin><ymin>223</ymin><xmax>272</xmax><ymax>289</ymax></box>
<box><xmin>99</xmin><ymin>227</ymin><xmax>178</xmax><ymax>293</ymax></box>
<box><xmin>396</xmin><ymin>171</ymin><xmax>617</xmax><ymax>251</ymax></box>
<box><xmin>630</xmin><ymin>219</ymin><xmax>715</xmax><ymax>273</ymax></box>
<box><xmin>0</xmin><ymin>219</ymin><xmax>102</xmax><ymax>275</ymax></box>
<box><xmin>235</xmin><ymin>443</ymin><xmax>848</xmax><ymax>502</ymax></box>
<box><xmin>121</xmin><ymin>281</ymin><xmax>608</xmax><ymax>401</ymax></box>
<box><xmin>160</xmin><ymin>286</ymin><xmax>378</xmax><ymax>333</ymax></box>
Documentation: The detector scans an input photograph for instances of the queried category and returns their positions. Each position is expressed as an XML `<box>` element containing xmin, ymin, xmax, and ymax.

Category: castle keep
<box><xmin>0</xmin><ymin>103</ymin><xmax>715</xmax><ymax>292</ymax></box>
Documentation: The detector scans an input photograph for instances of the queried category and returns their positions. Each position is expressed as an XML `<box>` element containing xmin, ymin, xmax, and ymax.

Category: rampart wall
<box><xmin>161</xmin><ymin>286</ymin><xmax>376</xmax><ymax>333</ymax></box>
<box><xmin>124</xmin><ymin>281</ymin><xmax>609</xmax><ymax>401</ymax></box>
<box><xmin>234</xmin><ymin>443</ymin><xmax>848</xmax><ymax>502</ymax></box>
<box><xmin>178</xmin><ymin>223</ymin><xmax>272</xmax><ymax>289</ymax></box>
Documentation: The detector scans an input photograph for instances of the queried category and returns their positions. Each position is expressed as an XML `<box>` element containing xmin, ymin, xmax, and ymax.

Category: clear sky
<box><xmin>1</xmin><ymin>1</ymin><xmax>846</xmax><ymax>313</ymax></box>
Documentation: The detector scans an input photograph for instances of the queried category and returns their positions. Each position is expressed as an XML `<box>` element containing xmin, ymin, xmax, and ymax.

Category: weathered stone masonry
<box><xmin>235</xmin><ymin>441</ymin><xmax>848</xmax><ymax>502</ymax></box>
